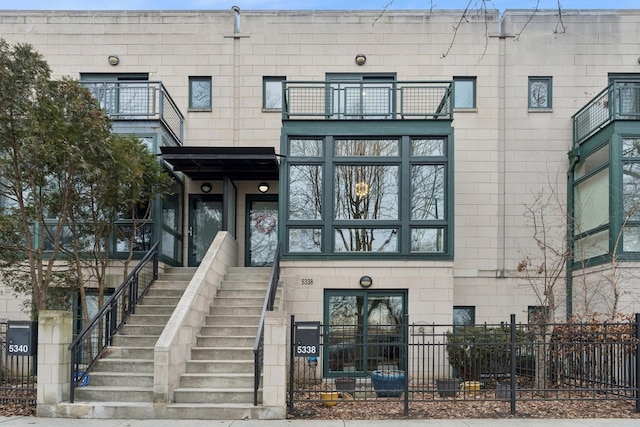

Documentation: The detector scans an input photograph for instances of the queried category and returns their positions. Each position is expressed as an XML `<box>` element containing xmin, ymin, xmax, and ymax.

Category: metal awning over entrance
<box><xmin>160</xmin><ymin>146</ymin><xmax>280</xmax><ymax>181</ymax></box>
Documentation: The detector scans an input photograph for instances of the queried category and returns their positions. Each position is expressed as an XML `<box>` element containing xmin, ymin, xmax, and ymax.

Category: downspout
<box><xmin>566</xmin><ymin>149</ymin><xmax>580</xmax><ymax>319</ymax></box>
<box><xmin>232</xmin><ymin>6</ymin><xmax>241</xmax><ymax>146</ymax></box>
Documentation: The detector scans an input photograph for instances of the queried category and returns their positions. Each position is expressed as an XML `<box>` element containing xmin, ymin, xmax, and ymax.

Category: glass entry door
<box><xmin>188</xmin><ymin>195</ymin><xmax>222</xmax><ymax>267</ymax></box>
<box><xmin>246</xmin><ymin>196</ymin><xmax>278</xmax><ymax>267</ymax></box>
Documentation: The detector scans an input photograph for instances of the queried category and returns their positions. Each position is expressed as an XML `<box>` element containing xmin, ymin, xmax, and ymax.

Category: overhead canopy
<box><xmin>161</xmin><ymin>146</ymin><xmax>280</xmax><ymax>181</ymax></box>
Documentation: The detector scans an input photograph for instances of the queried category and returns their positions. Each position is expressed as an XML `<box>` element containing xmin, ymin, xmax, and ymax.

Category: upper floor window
<box><xmin>284</xmin><ymin>135</ymin><xmax>451</xmax><ymax>258</ymax></box>
<box><xmin>263</xmin><ymin>76</ymin><xmax>285</xmax><ymax>111</ymax></box>
<box><xmin>453</xmin><ymin>77</ymin><xmax>476</xmax><ymax>109</ymax></box>
<box><xmin>189</xmin><ymin>76</ymin><xmax>212</xmax><ymax>111</ymax></box>
<box><xmin>528</xmin><ymin>77</ymin><xmax>552</xmax><ymax>110</ymax></box>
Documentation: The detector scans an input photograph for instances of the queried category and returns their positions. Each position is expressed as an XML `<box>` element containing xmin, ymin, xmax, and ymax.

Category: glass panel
<box><xmin>334</xmin><ymin>165</ymin><xmax>399</xmax><ymax>220</ymax></box>
<box><xmin>289</xmin><ymin>165</ymin><xmax>322</xmax><ymax>220</ymax></box>
<box><xmin>529</xmin><ymin>78</ymin><xmax>550</xmax><ymax>108</ymax></box>
<box><xmin>263</xmin><ymin>77</ymin><xmax>284</xmax><ymax>110</ymax></box>
<box><xmin>453</xmin><ymin>306</ymin><xmax>475</xmax><ymax>326</ymax></box>
<box><xmin>623</xmin><ymin>162</ymin><xmax>640</xmax><ymax>221</ymax></box>
<box><xmin>192</xmin><ymin>199</ymin><xmax>222</xmax><ymax>266</ymax></box>
<box><xmin>190</xmin><ymin>77</ymin><xmax>211</xmax><ymax>109</ymax></box>
<box><xmin>288</xmin><ymin>228</ymin><xmax>322</xmax><ymax>252</ymax></box>
<box><xmin>161</xmin><ymin>230</ymin><xmax>177</xmax><ymax>259</ymax></box>
<box><xmin>334</xmin><ymin>228</ymin><xmax>398</xmax><ymax>252</ymax></box>
<box><xmin>411</xmin><ymin>165</ymin><xmax>445</xmax><ymax>220</ymax></box>
<box><xmin>574</xmin><ymin>168</ymin><xmax>609</xmax><ymax>234</ymax></box>
<box><xmin>574</xmin><ymin>230</ymin><xmax>609</xmax><ymax>259</ymax></box>
<box><xmin>454</xmin><ymin>79</ymin><xmax>475</xmax><ymax>109</ymax></box>
<box><xmin>623</xmin><ymin>137</ymin><xmax>640</xmax><ymax>158</ymax></box>
<box><xmin>290</xmin><ymin>139</ymin><xmax>323</xmax><ymax>157</ymax></box>
<box><xmin>623</xmin><ymin>226</ymin><xmax>640</xmax><ymax>252</ymax></box>
<box><xmin>410</xmin><ymin>228</ymin><xmax>445</xmax><ymax>253</ymax></box>
<box><xmin>116</xmin><ymin>223</ymin><xmax>153</xmax><ymax>252</ymax></box>
<box><xmin>249</xmin><ymin>200</ymin><xmax>278</xmax><ymax>266</ymax></box>
<box><xmin>367</xmin><ymin>295</ymin><xmax>403</xmax><ymax>370</ymax></box>
<box><xmin>332</xmin><ymin>82</ymin><xmax>393</xmax><ymax>119</ymax></box>
<box><xmin>334</xmin><ymin>139</ymin><xmax>398</xmax><ymax>157</ymax></box>
<box><xmin>411</xmin><ymin>138</ymin><xmax>445</xmax><ymax>157</ymax></box>
<box><xmin>328</xmin><ymin>295</ymin><xmax>362</xmax><ymax>373</ymax></box>
<box><xmin>575</xmin><ymin>144</ymin><xmax>608</xmax><ymax>179</ymax></box>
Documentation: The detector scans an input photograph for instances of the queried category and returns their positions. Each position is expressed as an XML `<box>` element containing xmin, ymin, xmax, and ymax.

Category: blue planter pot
<box><xmin>371</xmin><ymin>369</ymin><xmax>405</xmax><ymax>397</ymax></box>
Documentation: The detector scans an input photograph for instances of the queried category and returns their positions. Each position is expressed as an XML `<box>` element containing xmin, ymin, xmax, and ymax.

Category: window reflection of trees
<box><xmin>622</xmin><ymin>137</ymin><xmax>640</xmax><ymax>251</ymax></box>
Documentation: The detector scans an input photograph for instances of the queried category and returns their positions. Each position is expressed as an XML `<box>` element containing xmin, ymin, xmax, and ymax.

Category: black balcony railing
<box><xmin>283</xmin><ymin>81</ymin><xmax>453</xmax><ymax>120</ymax></box>
<box><xmin>82</xmin><ymin>81</ymin><xmax>184</xmax><ymax>145</ymax></box>
<box><xmin>573</xmin><ymin>81</ymin><xmax>640</xmax><ymax>146</ymax></box>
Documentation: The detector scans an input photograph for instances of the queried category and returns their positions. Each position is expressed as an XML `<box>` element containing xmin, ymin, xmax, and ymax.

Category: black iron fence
<box><xmin>0</xmin><ymin>320</ymin><xmax>37</xmax><ymax>410</ymax></box>
<box><xmin>288</xmin><ymin>314</ymin><xmax>639</xmax><ymax>416</ymax></box>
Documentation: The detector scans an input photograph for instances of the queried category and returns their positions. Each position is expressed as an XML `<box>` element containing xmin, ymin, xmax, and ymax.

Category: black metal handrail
<box><xmin>68</xmin><ymin>242</ymin><xmax>159</xmax><ymax>403</ymax></box>
<box><xmin>253</xmin><ymin>245</ymin><xmax>281</xmax><ymax>406</ymax></box>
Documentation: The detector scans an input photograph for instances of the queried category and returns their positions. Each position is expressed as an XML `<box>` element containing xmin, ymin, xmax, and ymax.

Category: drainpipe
<box><xmin>232</xmin><ymin>6</ymin><xmax>241</xmax><ymax>34</ymax></box>
<box><xmin>565</xmin><ymin>151</ymin><xmax>580</xmax><ymax>319</ymax></box>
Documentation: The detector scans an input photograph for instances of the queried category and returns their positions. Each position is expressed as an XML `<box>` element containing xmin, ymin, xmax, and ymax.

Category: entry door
<box><xmin>188</xmin><ymin>195</ymin><xmax>222</xmax><ymax>267</ymax></box>
<box><xmin>246</xmin><ymin>196</ymin><xmax>278</xmax><ymax>267</ymax></box>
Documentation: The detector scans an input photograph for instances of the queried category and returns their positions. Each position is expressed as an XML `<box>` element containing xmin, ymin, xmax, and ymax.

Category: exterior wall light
<box><xmin>355</xmin><ymin>54</ymin><xmax>367</xmax><ymax>66</ymax></box>
<box><xmin>258</xmin><ymin>182</ymin><xmax>270</xmax><ymax>193</ymax></box>
<box><xmin>359</xmin><ymin>275</ymin><xmax>373</xmax><ymax>288</ymax></box>
<box><xmin>200</xmin><ymin>182</ymin><xmax>212</xmax><ymax>193</ymax></box>
<box><xmin>107</xmin><ymin>55</ymin><xmax>120</xmax><ymax>66</ymax></box>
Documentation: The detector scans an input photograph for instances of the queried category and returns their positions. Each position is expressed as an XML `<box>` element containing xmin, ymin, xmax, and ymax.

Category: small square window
<box><xmin>189</xmin><ymin>76</ymin><xmax>212</xmax><ymax>111</ymax></box>
<box><xmin>528</xmin><ymin>77</ymin><xmax>552</xmax><ymax>109</ymax></box>
<box><xmin>453</xmin><ymin>306</ymin><xmax>475</xmax><ymax>326</ymax></box>
<box><xmin>453</xmin><ymin>77</ymin><xmax>476</xmax><ymax>109</ymax></box>
<box><xmin>263</xmin><ymin>76</ymin><xmax>285</xmax><ymax>111</ymax></box>
<box><xmin>527</xmin><ymin>306</ymin><xmax>549</xmax><ymax>324</ymax></box>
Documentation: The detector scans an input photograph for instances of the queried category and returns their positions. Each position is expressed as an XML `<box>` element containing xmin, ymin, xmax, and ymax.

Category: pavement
<box><xmin>1</xmin><ymin>418</ymin><xmax>640</xmax><ymax>427</ymax></box>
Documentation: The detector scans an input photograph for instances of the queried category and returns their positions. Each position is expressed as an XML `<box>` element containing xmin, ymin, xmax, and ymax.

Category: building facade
<box><xmin>0</xmin><ymin>9</ymin><xmax>639</xmax><ymax>354</ymax></box>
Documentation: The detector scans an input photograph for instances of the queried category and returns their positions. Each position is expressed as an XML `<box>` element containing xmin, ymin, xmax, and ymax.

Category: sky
<box><xmin>2</xmin><ymin>0</ymin><xmax>638</xmax><ymax>12</ymax></box>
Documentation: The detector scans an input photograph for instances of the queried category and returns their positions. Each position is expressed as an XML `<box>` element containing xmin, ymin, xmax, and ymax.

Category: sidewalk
<box><xmin>1</xmin><ymin>418</ymin><xmax>640</xmax><ymax>427</ymax></box>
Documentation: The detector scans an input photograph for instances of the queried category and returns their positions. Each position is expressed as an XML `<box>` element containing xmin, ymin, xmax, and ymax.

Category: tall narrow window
<box><xmin>453</xmin><ymin>77</ymin><xmax>476</xmax><ymax>109</ymax></box>
<box><xmin>189</xmin><ymin>76</ymin><xmax>212</xmax><ymax>111</ymax></box>
<box><xmin>528</xmin><ymin>77</ymin><xmax>552</xmax><ymax>109</ymax></box>
<box><xmin>263</xmin><ymin>76</ymin><xmax>285</xmax><ymax>111</ymax></box>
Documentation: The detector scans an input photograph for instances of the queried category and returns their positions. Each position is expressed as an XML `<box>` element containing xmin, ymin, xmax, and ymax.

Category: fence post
<box><xmin>403</xmin><ymin>314</ymin><xmax>409</xmax><ymax>416</ymax></box>
<box><xmin>510</xmin><ymin>314</ymin><xmax>516</xmax><ymax>416</ymax></box>
<box><xmin>288</xmin><ymin>314</ymin><xmax>295</xmax><ymax>415</ymax></box>
<box><xmin>636</xmin><ymin>313</ymin><xmax>640</xmax><ymax>413</ymax></box>
<box><xmin>36</xmin><ymin>310</ymin><xmax>73</xmax><ymax>417</ymax></box>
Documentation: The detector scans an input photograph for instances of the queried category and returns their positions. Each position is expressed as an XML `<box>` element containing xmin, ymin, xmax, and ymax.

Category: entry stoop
<box><xmin>72</xmin><ymin>267</ymin><xmax>196</xmax><ymax>404</ymax></box>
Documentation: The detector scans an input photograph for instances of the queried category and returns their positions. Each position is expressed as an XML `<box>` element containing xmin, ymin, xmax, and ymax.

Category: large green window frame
<box><xmin>284</xmin><ymin>135</ymin><xmax>451</xmax><ymax>258</ymax></box>
<box><xmin>324</xmin><ymin>289</ymin><xmax>407</xmax><ymax>377</ymax></box>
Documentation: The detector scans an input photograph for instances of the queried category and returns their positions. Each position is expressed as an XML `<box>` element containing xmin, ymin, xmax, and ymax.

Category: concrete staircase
<box><xmin>72</xmin><ymin>266</ymin><xmax>278</xmax><ymax>420</ymax></box>
<box><xmin>168</xmin><ymin>266</ymin><xmax>275</xmax><ymax>419</ymax></box>
<box><xmin>74</xmin><ymin>267</ymin><xmax>196</xmax><ymax>404</ymax></box>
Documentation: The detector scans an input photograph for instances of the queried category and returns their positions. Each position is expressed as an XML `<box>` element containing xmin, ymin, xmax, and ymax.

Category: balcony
<box><xmin>573</xmin><ymin>81</ymin><xmax>640</xmax><ymax>146</ymax></box>
<box><xmin>282</xmin><ymin>80</ymin><xmax>453</xmax><ymax>120</ymax></box>
<box><xmin>82</xmin><ymin>81</ymin><xmax>184</xmax><ymax>145</ymax></box>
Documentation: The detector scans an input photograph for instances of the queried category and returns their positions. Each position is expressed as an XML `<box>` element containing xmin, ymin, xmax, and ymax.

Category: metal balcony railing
<box><xmin>573</xmin><ymin>81</ymin><xmax>640</xmax><ymax>146</ymax></box>
<box><xmin>283</xmin><ymin>81</ymin><xmax>453</xmax><ymax>120</ymax></box>
<box><xmin>82</xmin><ymin>81</ymin><xmax>184</xmax><ymax>145</ymax></box>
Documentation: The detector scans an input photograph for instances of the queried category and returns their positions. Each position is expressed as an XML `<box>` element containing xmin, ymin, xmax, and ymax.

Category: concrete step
<box><xmin>87</xmin><ymin>371</ymin><xmax>154</xmax><ymax>387</ymax></box>
<box><xmin>125</xmin><ymin>314</ymin><xmax>172</xmax><ymax>325</ymax></box>
<box><xmin>204</xmin><ymin>314</ymin><xmax>261</xmax><ymax>326</ymax></box>
<box><xmin>138</xmin><ymin>295</ymin><xmax>182</xmax><ymax>306</ymax></box>
<box><xmin>178</xmin><ymin>373</ymin><xmax>254</xmax><ymax>388</ymax></box>
<box><xmin>219</xmin><ymin>281</ymin><xmax>269</xmax><ymax>290</ymax></box>
<box><xmin>190</xmin><ymin>347</ymin><xmax>254</xmax><ymax>360</ymax></box>
<box><xmin>161</xmin><ymin>267</ymin><xmax>198</xmax><ymax>282</ymax></box>
<box><xmin>199</xmin><ymin>325</ymin><xmax>258</xmax><ymax>336</ymax></box>
<box><xmin>211</xmin><ymin>296</ymin><xmax>265</xmax><ymax>307</ymax></box>
<box><xmin>91</xmin><ymin>358</ymin><xmax>153</xmax><ymax>373</ymax></box>
<box><xmin>196</xmin><ymin>335</ymin><xmax>255</xmax><ymax>347</ymax></box>
<box><xmin>111</xmin><ymin>335</ymin><xmax>158</xmax><ymax>347</ymax></box>
<box><xmin>215</xmin><ymin>289</ymin><xmax>270</xmax><ymax>299</ymax></box>
<box><xmin>208</xmin><ymin>305</ymin><xmax>263</xmax><ymax>316</ymax></box>
<box><xmin>74</xmin><ymin>386</ymin><xmax>153</xmax><ymax>403</ymax></box>
<box><xmin>101</xmin><ymin>346</ymin><xmax>154</xmax><ymax>360</ymax></box>
<box><xmin>144</xmin><ymin>288</ymin><xmax>187</xmax><ymax>297</ymax></box>
<box><xmin>119</xmin><ymin>324</ymin><xmax>165</xmax><ymax>335</ymax></box>
<box><xmin>151</xmin><ymin>280</ymin><xmax>190</xmax><ymax>290</ymax></box>
<box><xmin>165</xmin><ymin>403</ymin><xmax>267</xmax><ymax>420</ymax></box>
<box><xmin>185</xmin><ymin>360</ymin><xmax>254</xmax><ymax>374</ymax></box>
<box><xmin>134</xmin><ymin>304</ymin><xmax>176</xmax><ymax>315</ymax></box>
<box><xmin>172</xmin><ymin>388</ymin><xmax>258</xmax><ymax>404</ymax></box>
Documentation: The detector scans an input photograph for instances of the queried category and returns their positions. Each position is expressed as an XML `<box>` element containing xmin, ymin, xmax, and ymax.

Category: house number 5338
<box><xmin>300</xmin><ymin>278</ymin><xmax>314</xmax><ymax>286</ymax></box>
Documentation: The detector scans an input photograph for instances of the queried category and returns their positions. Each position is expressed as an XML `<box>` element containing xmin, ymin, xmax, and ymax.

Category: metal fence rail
<box><xmin>0</xmin><ymin>320</ymin><xmax>36</xmax><ymax>409</ymax></box>
<box><xmin>288</xmin><ymin>314</ymin><xmax>639</xmax><ymax>416</ymax></box>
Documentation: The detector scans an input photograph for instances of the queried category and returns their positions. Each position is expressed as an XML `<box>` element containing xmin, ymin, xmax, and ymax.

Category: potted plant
<box><xmin>371</xmin><ymin>369</ymin><xmax>405</xmax><ymax>397</ymax></box>
<box><xmin>435</xmin><ymin>378</ymin><xmax>460</xmax><ymax>397</ymax></box>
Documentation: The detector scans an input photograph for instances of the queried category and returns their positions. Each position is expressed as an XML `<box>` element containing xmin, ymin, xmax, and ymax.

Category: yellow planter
<box><xmin>463</xmin><ymin>381</ymin><xmax>481</xmax><ymax>393</ymax></box>
<box><xmin>320</xmin><ymin>391</ymin><xmax>339</xmax><ymax>407</ymax></box>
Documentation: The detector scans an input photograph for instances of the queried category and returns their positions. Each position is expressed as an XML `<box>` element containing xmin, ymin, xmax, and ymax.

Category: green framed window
<box><xmin>263</xmin><ymin>76</ymin><xmax>285</xmax><ymax>110</ymax></box>
<box><xmin>622</xmin><ymin>137</ymin><xmax>640</xmax><ymax>252</ymax></box>
<box><xmin>189</xmin><ymin>76</ymin><xmax>212</xmax><ymax>111</ymax></box>
<box><xmin>324</xmin><ymin>289</ymin><xmax>407</xmax><ymax>377</ymax></box>
<box><xmin>528</xmin><ymin>77</ymin><xmax>552</xmax><ymax>109</ymax></box>
<box><xmin>453</xmin><ymin>76</ymin><xmax>476</xmax><ymax>109</ymax></box>
<box><xmin>284</xmin><ymin>135</ymin><xmax>451</xmax><ymax>258</ymax></box>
